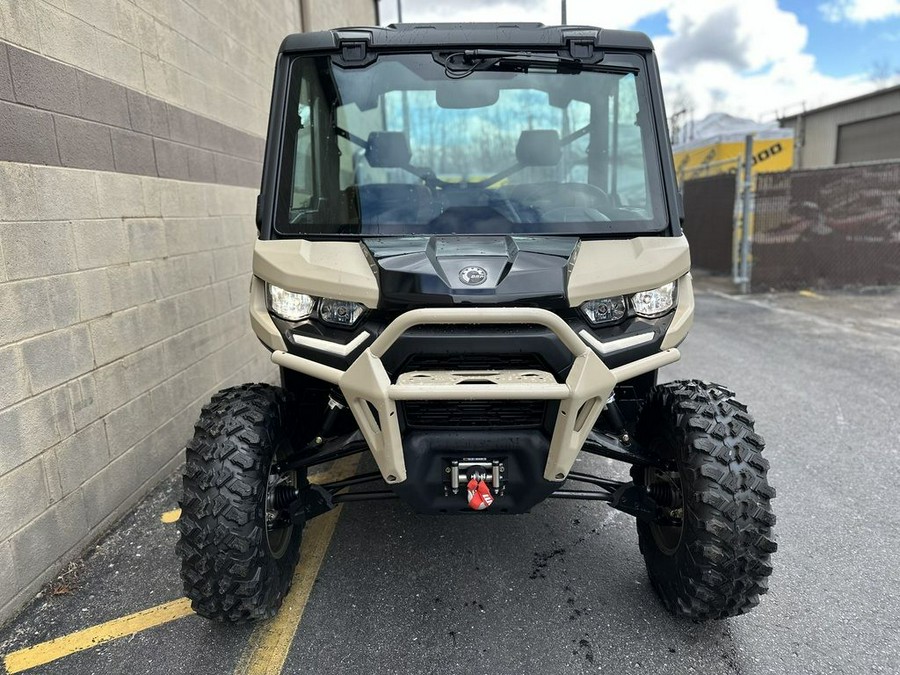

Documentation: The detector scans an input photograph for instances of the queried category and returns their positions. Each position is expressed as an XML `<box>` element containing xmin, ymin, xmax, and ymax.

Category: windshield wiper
<box><xmin>443</xmin><ymin>49</ymin><xmax>585</xmax><ymax>79</ymax></box>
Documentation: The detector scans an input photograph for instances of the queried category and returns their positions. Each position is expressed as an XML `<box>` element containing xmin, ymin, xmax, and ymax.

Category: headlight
<box><xmin>631</xmin><ymin>282</ymin><xmax>676</xmax><ymax>318</ymax></box>
<box><xmin>580</xmin><ymin>296</ymin><xmax>627</xmax><ymax>325</ymax></box>
<box><xmin>267</xmin><ymin>284</ymin><xmax>315</xmax><ymax>321</ymax></box>
<box><xmin>318</xmin><ymin>298</ymin><xmax>365</xmax><ymax>326</ymax></box>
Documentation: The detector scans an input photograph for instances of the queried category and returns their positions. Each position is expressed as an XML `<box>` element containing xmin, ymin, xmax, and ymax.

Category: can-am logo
<box><xmin>459</xmin><ymin>266</ymin><xmax>488</xmax><ymax>286</ymax></box>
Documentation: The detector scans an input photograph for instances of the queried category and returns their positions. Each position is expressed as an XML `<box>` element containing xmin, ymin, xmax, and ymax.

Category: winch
<box><xmin>446</xmin><ymin>458</ymin><xmax>505</xmax><ymax>508</ymax></box>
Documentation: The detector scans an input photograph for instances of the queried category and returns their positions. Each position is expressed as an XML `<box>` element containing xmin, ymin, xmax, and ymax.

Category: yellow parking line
<box><xmin>160</xmin><ymin>507</ymin><xmax>182</xmax><ymax>523</ymax></box>
<box><xmin>3</xmin><ymin>598</ymin><xmax>194</xmax><ymax>674</ymax></box>
<box><xmin>798</xmin><ymin>289</ymin><xmax>823</xmax><ymax>299</ymax></box>
<box><xmin>233</xmin><ymin>454</ymin><xmax>362</xmax><ymax>675</ymax></box>
<box><xmin>2</xmin><ymin>454</ymin><xmax>362</xmax><ymax>675</ymax></box>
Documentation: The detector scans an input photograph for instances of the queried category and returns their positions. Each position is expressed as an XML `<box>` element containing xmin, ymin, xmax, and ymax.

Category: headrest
<box><xmin>516</xmin><ymin>130</ymin><xmax>561</xmax><ymax>167</ymax></box>
<box><xmin>365</xmin><ymin>132</ymin><xmax>412</xmax><ymax>168</ymax></box>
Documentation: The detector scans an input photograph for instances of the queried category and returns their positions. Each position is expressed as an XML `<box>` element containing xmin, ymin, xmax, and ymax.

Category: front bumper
<box><xmin>270</xmin><ymin>307</ymin><xmax>680</xmax><ymax>485</ymax></box>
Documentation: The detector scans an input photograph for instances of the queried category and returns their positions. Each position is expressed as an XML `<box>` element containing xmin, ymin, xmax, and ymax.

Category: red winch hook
<box><xmin>466</xmin><ymin>478</ymin><xmax>494</xmax><ymax>510</ymax></box>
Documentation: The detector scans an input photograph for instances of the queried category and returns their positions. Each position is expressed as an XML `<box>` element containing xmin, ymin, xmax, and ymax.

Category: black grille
<box><xmin>402</xmin><ymin>400</ymin><xmax>546</xmax><ymax>429</ymax></box>
<box><xmin>400</xmin><ymin>352</ymin><xmax>549</xmax><ymax>372</ymax></box>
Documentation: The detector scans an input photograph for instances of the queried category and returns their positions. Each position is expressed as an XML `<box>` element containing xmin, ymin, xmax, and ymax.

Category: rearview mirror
<box><xmin>436</xmin><ymin>82</ymin><xmax>499</xmax><ymax>109</ymax></box>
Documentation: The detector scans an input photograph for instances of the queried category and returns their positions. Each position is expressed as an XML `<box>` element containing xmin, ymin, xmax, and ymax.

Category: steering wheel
<box><xmin>557</xmin><ymin>183</ymin><xmax>613</xmax><ymax>210</ymax></box>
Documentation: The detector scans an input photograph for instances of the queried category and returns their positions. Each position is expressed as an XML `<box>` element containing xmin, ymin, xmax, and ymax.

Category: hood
<box><xmin>362</xmin><ymin>236</ymin><xmax>579</xmax><ymax>309</ymax></box>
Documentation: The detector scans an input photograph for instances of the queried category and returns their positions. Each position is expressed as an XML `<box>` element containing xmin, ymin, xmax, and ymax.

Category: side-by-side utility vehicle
<box><xmin>177</xmin><ymin>23</ymin><xmax>776</xmax><ymax>623</ymax></box>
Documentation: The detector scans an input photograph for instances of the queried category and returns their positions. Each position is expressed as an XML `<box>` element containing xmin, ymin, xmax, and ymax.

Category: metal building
<box><xmin>780</xmin><ymin>85</ymin><xmax>900</xmax><ymax>169</ymax></box>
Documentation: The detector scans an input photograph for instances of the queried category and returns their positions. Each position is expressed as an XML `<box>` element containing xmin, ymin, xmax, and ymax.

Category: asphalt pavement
<box><xmin>2</xmin><ymin>283</ymin><xmax>899</xmax><ymax>675</ymax></box>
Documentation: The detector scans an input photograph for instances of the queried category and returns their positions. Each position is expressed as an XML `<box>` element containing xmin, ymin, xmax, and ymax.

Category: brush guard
<box><xmin>271</xmin><ymin>307</ymin><xmax>679</xmax><ymax>486</ymax></box>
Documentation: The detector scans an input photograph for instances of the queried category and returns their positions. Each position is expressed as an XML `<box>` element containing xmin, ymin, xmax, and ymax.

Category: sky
<box><xmin>376</xmin><ymin>0</ymin><xmax>900</xmax><ymax>122</ymax></box>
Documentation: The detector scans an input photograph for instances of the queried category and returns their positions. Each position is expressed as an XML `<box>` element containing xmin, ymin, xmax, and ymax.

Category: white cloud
<box><xmin>379</xmin><ymin>0</ymin><xmax>879</xmax><ymax>121</ymax></box>
<box><xmin>564</xmin><ymin>0</ymin><xmax>671</xmax><ymax>30</ymax></box>
<box><xmin>657</xmin><ymin>1</ymin><xmax>807</xmax><ymax>72</ymax></box>
<box><xmin>819</xmin><ymin>0</ymin><xmax>900</xmax><ymax>23</ymax></box>
<box><xmin>380</xmin><ymin>0</ymin><xmax>559</xmax><ymax>25</ymax></box>
<box><xmin>647</xmin><ymin>0</ymin><xmax>872</xmax><ymax>119</ymax></box>
<box><xmin>379</xmin><ymin>0</ymin><xmax>670</xmax><ymax>28</ymax></box>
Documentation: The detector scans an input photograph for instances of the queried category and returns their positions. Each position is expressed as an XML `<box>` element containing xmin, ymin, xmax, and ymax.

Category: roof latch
<box><xmin>341</xmin><ymin>40</ymin><xmax>368</xmax><ymax>63</ymax></box>
<box><xmin>567</xmin><ymin>39</ymin><xmax>594</xmax><ymax>60</ymax></box>
<box><xmin>333</xmin><ymin>38</ymin><xmax>376</xmax><ymax>68</ymax></box>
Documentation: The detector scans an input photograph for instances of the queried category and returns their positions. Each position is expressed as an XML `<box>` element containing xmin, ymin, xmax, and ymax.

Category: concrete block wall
<box><xmin>0</xmin><ymin>0</ymin><xmax>376</xmax><ymax>623</ymax></box>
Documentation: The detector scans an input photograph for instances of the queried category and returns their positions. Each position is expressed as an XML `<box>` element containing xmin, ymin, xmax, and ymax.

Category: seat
<box><xmin>365</xmin><ymin>132</ymin><xmax>412</xmax><ymax>168</ymax></box>
<box><xmin>515</xmin><ymin>130</ymin><xmax>562</xmax><ymax>166</ymax></box>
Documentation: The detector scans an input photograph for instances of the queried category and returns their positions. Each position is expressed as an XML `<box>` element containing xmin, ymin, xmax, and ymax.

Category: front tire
<box><xmin>177</xmin><ymin>383</ymin><xmax>302</xmax><ymax>622</ymax></box>
<box><xmin>635</xmin><ymin>380</ymin><xmax>777</xmax><ymax>620</ymax></box>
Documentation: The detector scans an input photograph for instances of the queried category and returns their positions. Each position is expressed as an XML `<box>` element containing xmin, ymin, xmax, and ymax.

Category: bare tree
<box><xmin>869</xmin><ymin>59</ymin><xmax>898</xmax><ymax>88</ymax></box>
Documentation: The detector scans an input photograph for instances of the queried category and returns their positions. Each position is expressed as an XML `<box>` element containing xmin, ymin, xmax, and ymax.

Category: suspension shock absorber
<box><xmin>319</xmin><ymin>393</ymin><xmax>347</xmax><ymax>438</ymax></box>
<box><xmin>602</xmin><ymin>392</ymin><xmax>630</xmax><ymax>443</ymax></box>
<box><xmin>301</xmin><ymin>392</ymin><xmax>347</xmax><ymax>452</ymax></box>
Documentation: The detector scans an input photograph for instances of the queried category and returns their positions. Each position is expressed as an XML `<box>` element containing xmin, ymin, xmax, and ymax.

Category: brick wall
<box><xmin>0</xmin><ymin>0</ymin><xmax>376</xmax><ymax>623</ymax></box>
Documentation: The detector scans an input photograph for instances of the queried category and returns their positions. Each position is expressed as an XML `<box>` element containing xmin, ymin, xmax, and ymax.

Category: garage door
<box><xmin>836</xmin><ymin>112</ymin><xmax>900</xmax><ymax>164</ymax></box>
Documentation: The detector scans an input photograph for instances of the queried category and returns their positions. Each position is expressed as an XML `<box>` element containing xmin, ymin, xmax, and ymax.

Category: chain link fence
<box><xmin>751</xmin><ymin>161</ymin><xmax>900</xmax><ymax>290</ymax></box>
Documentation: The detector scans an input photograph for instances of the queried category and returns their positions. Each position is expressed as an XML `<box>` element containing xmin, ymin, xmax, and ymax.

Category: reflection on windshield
<box><xmin>278</xmin><ymin>53</ymin><xmax>666</xmax><ymax>236</ymax></box>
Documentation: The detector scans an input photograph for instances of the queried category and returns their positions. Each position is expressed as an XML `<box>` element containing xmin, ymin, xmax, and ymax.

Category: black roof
<box><xmin>279</xmin><ymin>23</ymin><xmax>654</xmax><ymax>54</ymax></box>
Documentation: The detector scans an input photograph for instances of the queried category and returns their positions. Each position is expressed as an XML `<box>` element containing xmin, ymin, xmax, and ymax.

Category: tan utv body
<box><xmin>177</xmin><ymin>23</ymin><xmax>776</xmax><ymax>625</ymax></box>
<box><xmin>251</xmin><ymin>237</ymin><xmax>694</xmax><ymax>484</ymax></box>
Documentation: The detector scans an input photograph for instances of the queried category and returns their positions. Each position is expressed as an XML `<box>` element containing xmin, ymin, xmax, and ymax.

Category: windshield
<box><xmin>275</xmin><ymin>52</ymin><xmax>667</xmax><ymax>237</ymax></box>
